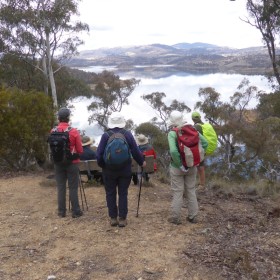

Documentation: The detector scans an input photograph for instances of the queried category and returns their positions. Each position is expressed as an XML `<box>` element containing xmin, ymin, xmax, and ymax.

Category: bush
<box><xmin>0</xmin><ymin>86</ymin><xmax>54</xmax><ymax>171</ymax></box>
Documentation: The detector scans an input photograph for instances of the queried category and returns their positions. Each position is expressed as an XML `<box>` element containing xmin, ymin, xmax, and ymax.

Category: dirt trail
<box><xmin>0</xmin><ymin>172</ymin><xmax>279</xmax><ymax>280</ymax></box>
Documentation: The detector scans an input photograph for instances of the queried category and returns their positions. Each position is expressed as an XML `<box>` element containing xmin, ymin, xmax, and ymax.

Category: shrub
<box><xmin>0</xmin><ymin>86</ymin><xmax>54</xmax><ymax>171</ymax></box>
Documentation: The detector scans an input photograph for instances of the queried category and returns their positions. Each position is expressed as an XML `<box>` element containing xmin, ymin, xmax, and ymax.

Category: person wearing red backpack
<box><xmin>167</xmin><ymin>110</ymin><xmax>207</xmax><ymax>225</ymax></box>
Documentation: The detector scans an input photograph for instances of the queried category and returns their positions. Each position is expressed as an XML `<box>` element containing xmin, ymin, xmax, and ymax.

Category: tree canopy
<box><xmin>0</xmin><ymin>0</ymin><xmax>89</xmax><ymax>107</ymax></box>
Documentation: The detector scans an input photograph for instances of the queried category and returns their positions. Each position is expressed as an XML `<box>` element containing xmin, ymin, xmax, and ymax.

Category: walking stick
<box><xmin>136</xmin><ymin>166</ymin><xmax>144</xmax><ymax>217</ymax></box>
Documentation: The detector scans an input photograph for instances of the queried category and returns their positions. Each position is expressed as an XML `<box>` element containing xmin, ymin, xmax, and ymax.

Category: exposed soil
<box><xmin>0</xmin><ymin>171</ymin><xmax>280</xmax><ymax>280</ymax></box>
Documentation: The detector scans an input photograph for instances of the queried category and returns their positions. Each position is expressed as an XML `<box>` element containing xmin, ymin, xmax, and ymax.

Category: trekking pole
<box><xmin>80</xmin><ymin>180</ymin><xmax>89</xmax><ymax>211</ymax></box>
<box><xmin>136</xmin><ymin>166</ymin><xmax>144</xmax><ymax>217</ymax></box>
<box><xmin>78</xmin><ymin>174</ymin><xmax>88</xmax><ymax>211</ymax></box>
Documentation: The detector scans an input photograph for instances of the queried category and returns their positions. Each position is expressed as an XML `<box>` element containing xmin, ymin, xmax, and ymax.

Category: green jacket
<box><xmin>168</xmin><ymin>130</ymin><xmax>208</xmax><ymax>168</ymax></box>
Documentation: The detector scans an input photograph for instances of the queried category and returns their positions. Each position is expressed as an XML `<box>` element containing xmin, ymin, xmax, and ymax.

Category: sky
<box><xmin>76</xmin><ymin>0</ymin><xmax>263</xmax><ymax>51</ymax></box>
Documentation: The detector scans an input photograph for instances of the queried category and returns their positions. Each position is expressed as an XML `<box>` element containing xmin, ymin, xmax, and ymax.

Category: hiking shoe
<box><xmin>118</xmin><ymin>217</ymin><xmax>127</xmax><ymax>227</ymax></box>
<box><xmin>72</xmin><ymin>210</ymin><xmax>83</xmax><ymax>218</ymax></box>
<box><xmin>168</xmin><ymin>217</ymin><xmax>182</xmax><ymax>225</ymax></box>
<box><xmin>187</xmin><ymin>216</ymin><xmax>198</xmax><ymax>224</ymax></box>
<box><xmin>110</xmin><ymin>217</ymin><xmax>119</xmax><ymax>227</ymax></box>
<box><xmin>58</xmin><ymin>211</ymin><xmax>66</xmax><ymax>218</ymax></box>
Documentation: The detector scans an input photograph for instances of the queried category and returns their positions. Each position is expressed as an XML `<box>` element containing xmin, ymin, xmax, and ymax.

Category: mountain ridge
<box><xmin>68</xmin><ymin>42</ymin><xmax>271</xmax><ymax>76</ymax></box>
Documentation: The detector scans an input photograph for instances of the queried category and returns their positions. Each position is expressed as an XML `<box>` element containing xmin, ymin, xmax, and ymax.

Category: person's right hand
<box><xmin>142</xmin><ymin>161</ymin><xmax>146</xmax><ymax>168</ymax></box>
<box><xmin>180</xmin><ymin>165</ymin><xmax>188</xmax><ymax>173</ymax></box>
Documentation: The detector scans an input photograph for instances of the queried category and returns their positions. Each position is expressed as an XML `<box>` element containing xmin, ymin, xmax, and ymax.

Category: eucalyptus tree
<box><xmin>135</xmin><ymin>122</ymin><xmax>169</xmax><ymax>170</ymax></box>
<box><xmin>88</xmin><ymin>71</ymin><xmax>140</xmax><ymax>130</ymax></box>
<box><xmin>194</xmin><ymin>78</ymin><xmax>279</xmax><ymax>180</ymax></box>
<box><xmin>245</xmin><ymin>0</ymin><xmax>280</xmax><ymax>88</ymax></box>
<box><xmin>0</xmin><ymin>0</ymin><xmax>89</xmax><ymax>107</ymax></box>
<box><xmin>142</xmin><ymin>92</ymin><xmax>191</xmax><ymax>133</ymax></box>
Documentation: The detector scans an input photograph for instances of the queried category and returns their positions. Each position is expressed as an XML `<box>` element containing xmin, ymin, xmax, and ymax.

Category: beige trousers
<box><xmin>170</xmin><ymin>166</ymin><xmax>198</xmax><ymax>220</ymax></box>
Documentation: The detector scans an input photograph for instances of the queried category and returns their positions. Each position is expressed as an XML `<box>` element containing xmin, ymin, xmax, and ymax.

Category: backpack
<box><xmin>199</xmin><ymin>123</ymin><xmax>218</xmax><ymax>155</ymax></box>
<box><xmin>173</xmin><ymin>125</ymin><xmax>205</xmax><ymax>168</ymax></box>
<box><xmin>48</xmin><ymin>126</ymin><xmax>77</xmax><ymax>163</ymax></box>
<box><xmin>103</xmin><ymin>129</ymin><xmax>131</xmax><ymax>170</ymax></box>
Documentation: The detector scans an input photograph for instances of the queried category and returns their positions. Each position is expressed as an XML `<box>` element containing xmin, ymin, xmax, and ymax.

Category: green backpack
<box><xmin>199</xmin><ymin>123</ymin><xmax>218</xmax><ymax>155</ymax></box>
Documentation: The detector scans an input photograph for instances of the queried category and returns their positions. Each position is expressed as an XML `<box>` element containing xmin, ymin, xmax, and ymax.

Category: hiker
<box><xmin>79</xmin><ymin>135</ymin><xmax>103</xmax><ymax>183</ymax></box>
<box><xmin>133</xmin><ymin>134</ymin><xmax>157</xmax><ymax>184</ymax></box>
<box><xmin>167</xmin><ymin>110</ymin><xmax>206</xmax><ymax>225</ymax></box>
<box><xmin>50</xmin><ymin>108</ymin><xmax>84</xmax><ymax>218</ymax></box>
<box><xmin>191</xmin><ymin>111</ymin><xmax>218</xmax><ymax>189</ymax></box>
<box><xmin>80</xmin><ymin>135</ymin><xmax>97</xmax><ymax>161</ymax></box>
<box><xmin>96</xmin><ymin>112</ymin><xmax>146</xmax><ymax>227</ymax></box>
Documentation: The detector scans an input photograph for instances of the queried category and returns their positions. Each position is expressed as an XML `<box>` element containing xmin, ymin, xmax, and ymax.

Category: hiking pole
<box><xmin>78</xmin><ymin>174</ymin><xmax>88</xmax><ymax>211</ymax></box>
<box><xmin>136</xmin><ymin>166</ymin><xmax>144</xmax><ymax>217</ymax></box>
<box><xmin>80</xmin><ymin>180</ymin><xmax>89</xmax><ymax>211</ymax></box>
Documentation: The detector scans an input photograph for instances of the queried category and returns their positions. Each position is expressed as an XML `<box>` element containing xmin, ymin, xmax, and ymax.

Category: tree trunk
<box><xmin>45</xmin><ymin>30</ymin><xmax>58</xmax><ymax>107</ymax></box>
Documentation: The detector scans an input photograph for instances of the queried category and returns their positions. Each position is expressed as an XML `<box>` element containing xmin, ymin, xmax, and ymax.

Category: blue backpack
<box><xmin>103</xmin><ymin>129</ymin><xmax>131</xmax><ymax>170</ymax></box>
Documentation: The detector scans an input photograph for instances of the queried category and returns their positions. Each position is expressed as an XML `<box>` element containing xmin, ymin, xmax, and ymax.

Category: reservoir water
<box><xmin>70</xmin><ymin>67</ymin><xmax>271</xmax><ymax>141</ymax></box>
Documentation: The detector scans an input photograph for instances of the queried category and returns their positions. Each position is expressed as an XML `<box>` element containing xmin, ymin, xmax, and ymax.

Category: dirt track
<box><xmin>0</xmin><ymin>172</ymin><xmax>279</xmax><ymax>280</ymax></box>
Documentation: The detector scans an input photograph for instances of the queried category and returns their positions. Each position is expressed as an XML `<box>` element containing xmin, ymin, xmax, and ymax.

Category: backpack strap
<box><xmin>106</xmin><ymin>128</ymin><xmax>127</xmax><ymax>138</ymax></box>
<box><xmin>52</xmin><ymin>126</ymin><xmax>72</xmax><ymax>133</ymax></box>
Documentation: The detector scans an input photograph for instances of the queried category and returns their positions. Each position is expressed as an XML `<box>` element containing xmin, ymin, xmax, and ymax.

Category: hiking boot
<box><xmin>168</xmin><ymin>217</ymin><xmax>182</xmax><ymax>225</ymax></box>
<box><xmin>118</xmin><ymin>217</ymin><xmax>127</xmax><ymax>227</ymax></box>
<box><xmin>58</xmin><ymin>211</ymin><xmax>66</xmax><ymax>218</ymax></box>
<box><xmin>110</xmin><ymin>217</ymin><xmax>119</xmax><ymax>227</ymax></box>
<box><xmin>187</xmin><ymin>216</ymin><xmax>198</xmax><ymax>224</ymax></box>
<box><xmin>72</xmin><ymin>210</ymin><xmax>83</xmax><ymax>218</ymax></box>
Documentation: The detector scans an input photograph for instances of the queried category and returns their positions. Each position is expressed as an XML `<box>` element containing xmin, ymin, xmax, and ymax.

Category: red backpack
<box><xmin>173</xmin><ymin>125</ymin><xmax>204</xmax><ymax>168</ymax></box>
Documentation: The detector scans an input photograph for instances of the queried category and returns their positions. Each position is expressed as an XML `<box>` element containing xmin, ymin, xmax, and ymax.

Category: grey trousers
<box><xmin>54</xmin><ymin>163</ymin><xmax>81</xmax><ymax>213</ymax></box>
<box><xmin>170</xmin><ymin>166</ymin><xmax>198</xmax><ymax>220</ymax></box>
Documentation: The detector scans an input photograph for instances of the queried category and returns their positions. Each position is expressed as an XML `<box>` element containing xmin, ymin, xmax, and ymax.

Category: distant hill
<box><xmin>67</xmin><ymin>42</ymin><xmax>271</xmax><ymax>76</ymax></box>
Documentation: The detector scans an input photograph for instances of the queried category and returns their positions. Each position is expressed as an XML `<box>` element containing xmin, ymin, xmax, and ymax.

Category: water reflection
<box><xmin>70</xmin><ymin>68</ymin><xmax>271</xmax><ymax>141</ymax></box>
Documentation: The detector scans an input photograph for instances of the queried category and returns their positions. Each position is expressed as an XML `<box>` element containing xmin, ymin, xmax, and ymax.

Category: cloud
<box><xmin>77</xmin><ymin>0</ymin><xmax>263</xmax><ymax>51</ymax></box>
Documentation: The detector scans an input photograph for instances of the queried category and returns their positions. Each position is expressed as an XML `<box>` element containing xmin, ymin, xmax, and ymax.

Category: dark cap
<box><xmin>58</xmin><ymin>108</ymin><xmax>70</xmax><ymax>119</ymax></box>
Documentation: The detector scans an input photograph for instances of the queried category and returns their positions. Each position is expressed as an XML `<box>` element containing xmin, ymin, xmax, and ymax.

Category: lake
<box><xmin>70</xmin><ymin>67</ymin><xmax>271</xmax><ymax>141</ymax></box>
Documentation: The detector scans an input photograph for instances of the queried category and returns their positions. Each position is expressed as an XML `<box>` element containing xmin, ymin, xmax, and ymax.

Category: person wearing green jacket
<box><xmin>167</xmin><ymin>111</ymin><xmax>208</xmax><ymax>225</ymax></box>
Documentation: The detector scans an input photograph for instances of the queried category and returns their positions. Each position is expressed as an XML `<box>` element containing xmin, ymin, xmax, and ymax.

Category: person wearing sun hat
<box><xmin>167</xmin><ymin>110</ymin><xmax>199</xmax><ymax>225</ymax></box>
<box><xmin>96</xmin><ymin>112</ymin><xmax>146</xmax><ymax>227</ymax></box>
<box><xmin>80</xmin><ymin>135</ymin><xmax>102</xmax><ymax>183</ymax></box>
<box><xmin>80</xmin><ymin>135</ymin><xmax>96</xmax><ymax>161</ymax></box>
<box><xmin>135</xmin><ymin>134</ymin><xmax>157</xmax><ymax>172</ymax></box>
<box><xmin>191</xmin><ymin>111</ymin><xmax>206</xmax><ymax>189</ymax></box>
<box><xmin>133</xmin><ymin>134</ymin><xmax>157</xmax><ymax>184</ymax></box>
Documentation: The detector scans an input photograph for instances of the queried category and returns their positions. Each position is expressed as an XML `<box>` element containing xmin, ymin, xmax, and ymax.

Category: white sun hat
<box><xmin>136</xmin><ymin>134</ymin><xmax>149</xmax><ymax>145</ymax></box>
<box><xmin>167</xmin><ymin>110</ymin><xmax>184</xmax><ymax>128</ymax></box>
<box><xmin>107</xmin><ymin>112</ymin><xmax>126</xmax><ymax>129</ymax></box>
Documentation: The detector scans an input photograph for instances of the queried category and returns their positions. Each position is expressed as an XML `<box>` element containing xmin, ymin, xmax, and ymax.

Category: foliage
<box><xmin>195</xmin><ymin>78</ymin><xmax>280</xmax><ymax>181</ymax></box>
<box><xmin>0</xmin><ymin>87</ymin><xmax>54</xmax><ymax>170</ymax></box>
<box><xmin>142</xmin><ymin>92</ymin><xmax>191</xmax><ymax>132</ymax></box>
<box><xmin>257</xmin><ymin>91</ymin><xmax>280</xmax><ymax>118</ymax></box>
<box><xmin>0</xmin><ymin>0</ymin><xmax>89</xmax><ymax>107</ymax></box>
<box><xmin>0</xmin><ymin>54</ymin><xmax>92</xmax><ymax>106</ymax></box>
<box><xmin>245</xmin><ymin>0</ymin><xmax>280</xmax><ymax>88</ymax></box>
<box><xmin>55</xmin><ymin>67</ymin><xmax>92</xmax><ymax>105</ymax></box>
<box><xmin>87</xmin><ymin>71</ymin><xmax>140</xmax><ymax>130</ymax></box>
<box><xmin>135</xmin><ymin>122</ymin><xmax>170</xmax><ymax>170</ymax></box>
<box><xmin>0</xmin><ymin>53</ymin><xmax>46</xmax><ymax>91</ymax></box>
